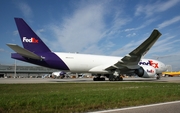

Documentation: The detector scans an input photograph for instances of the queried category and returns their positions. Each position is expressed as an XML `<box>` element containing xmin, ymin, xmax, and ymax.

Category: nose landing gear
<box><xmin>156</xmin><ymin>74</ymin><xmax>161</xmax><ymax>80</ymax></box>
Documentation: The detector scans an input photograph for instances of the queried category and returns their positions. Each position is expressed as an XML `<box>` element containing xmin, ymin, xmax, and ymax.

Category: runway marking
<box><xmin>90</xmin><ymin>100</ymin><xmax>180</xmax><ymax>113</ymax></box>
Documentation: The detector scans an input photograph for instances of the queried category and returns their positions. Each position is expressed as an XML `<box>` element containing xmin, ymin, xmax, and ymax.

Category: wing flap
<box><xmin>7</xmin><ymin>43</ymin><xmax>42</xmax><ymax>60</ymax></box>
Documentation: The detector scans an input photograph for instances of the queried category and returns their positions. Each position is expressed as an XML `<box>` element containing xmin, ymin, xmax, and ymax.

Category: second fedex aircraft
<box><xmin>7</xmin><ymin>18</ymin><xmax>167</xmax><ymax>81</ymax></box>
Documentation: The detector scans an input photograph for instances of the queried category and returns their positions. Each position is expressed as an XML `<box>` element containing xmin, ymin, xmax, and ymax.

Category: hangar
<box><xmin>0</xmin><ymin>64</ymin><xmax>59</xmax><ymax>78</ymax></box>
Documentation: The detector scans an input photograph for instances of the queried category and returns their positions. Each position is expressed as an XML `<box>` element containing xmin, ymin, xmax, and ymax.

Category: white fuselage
<box><xmin>54</xmin><ymin>52</ymin><xmax>167</xmax><ymax>74</ymax></box>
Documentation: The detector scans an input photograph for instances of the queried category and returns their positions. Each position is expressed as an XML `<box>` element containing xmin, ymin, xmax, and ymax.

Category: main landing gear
<box><xmin>93</xmin><ymin>77</ymin><xmax>105</xmax><ymax>81</ymax></box>
<box><xmin>93</xmin><ymin>74</ymin><xmax>123</xmax><ymax>81</ymax></box>
<box><xmin>109</xmin><ymin>75</ymin><xmax>123</xmax><ymax>81</ymax></box>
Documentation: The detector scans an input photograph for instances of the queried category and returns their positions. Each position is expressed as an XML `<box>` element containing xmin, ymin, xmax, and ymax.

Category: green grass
<box><xmin>0</xmin><ymin>82</ymin><xmax>180</xmax><ymax>113</ymax></box>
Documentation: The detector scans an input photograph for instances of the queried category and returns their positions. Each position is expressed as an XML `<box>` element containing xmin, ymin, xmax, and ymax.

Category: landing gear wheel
<box><xmin>93</xmin><ymin>77</ymin><xmax>98</xmax><ymax>81</ymax></box>
<box><xmin>109</xmin><ymin>75</ymin><xmax>123</xmax><ymax>81</ymax></box>
<box><xmin>156</xmin><ymin>74</ymin><xmax>161</xmax><ymax>80</ymax></box>
<box><xmin>119</xmin><ymin>76</ymin><xmax>123</xmax><ymax>81</ymax></box>
<box><xmin>109</xmin><ymin>75</ymin><xmax>115</xmax><ymax>81</ymax></box>
<box><xmin>115</xmin><ymin>76</ymin><xmax>123</xmax><ymax>81</ymax></box>
<box><xmin>99</xmin><ymin>78</ymin><xmax>105</xmax><ymax>81</ymax></box>
<box><xmin>93</xmin><ymin>77</ymin><xmax>105</xmax><ymax>81</ymax></box>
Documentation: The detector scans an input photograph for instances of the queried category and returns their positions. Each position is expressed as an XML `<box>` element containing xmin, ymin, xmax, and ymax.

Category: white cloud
<box><xmin>111</xmin><ymin>39</ymin><xmax>145</xmax><ymax>56</ymax></box>
<box><xmin>36</xmin><ymin>29</ymin><xmax>45</xmax><ymax>37</ymax></box>
<box><xmin>110</xmin><ymin>31</ymin><xmax>180</xmax><ymax>58</ymax></box>
<box><xmin>17</xmin><ymin>2</ymin><xmax>33</xmax><ymax>18</ymax></box>
<box><xmin>50</xmin><ymin>4</ymin><xmax>105</xmax><ymax>52</ymax></box>
<box><xmin>135</xmin><ymin>0</ymin><xmax>180</xmax><ymax>17</ymax></box>
<box><xmin>146</xmin><ymin>35</ymin><xmax>180</xmax><ymax>58</ymax></box>
<box><xmin>0</xmin><ymin>48</ymin><xmax>4</xmax><ymax>52</ymax></box>
<box><xmin>157</xmin><ymin>16</ymin><xmax>180</xmax><ymax>29</ymax></box>
<box><xmin>126</xmin><ymin>33</ymin><xmax>136</xmax><ymax>37</ymax></box>
<box><xmin>82</xmin><ymin>45</ymin><xmax>104</xmax><ymax>55</ymax></box>
<box><xmin>109</xmin><ymin>12</ymin><xmax>130</xmax><ymax>33</ymax></box>
<box><xmin>125</xmin><ymin>18</ymin><xmax>158</xmax><ymax>32</ymax></box>
<box><xmin>157</xmin><ymin>0</ymin><xmax>180</xmax><ymax>12</ymax></box>
<box><xmin>48</xmin><ymin>1</ymin><xmax>130</xmax><ymax>53</ymax></box>
<box><xmin>125</xmin><ymin>28</ymin><xmax>135</xmax><ymax>32</ymax></box>
<box><xmin>13</xmin><ymin>30</ymin><xmax>18</xmax><ymax>36</ymax></box>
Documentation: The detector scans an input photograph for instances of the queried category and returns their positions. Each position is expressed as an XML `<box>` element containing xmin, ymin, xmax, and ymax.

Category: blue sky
<box><xmin>1</xmin><ymin>0</ymin><xmax>180</xmax><ymax>71</ymax></box>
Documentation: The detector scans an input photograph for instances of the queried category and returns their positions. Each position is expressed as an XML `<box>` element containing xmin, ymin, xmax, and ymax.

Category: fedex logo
<box><xmin>139</xmin><ymin>60</ymin><xmax>159</xmax><ymax>68</ymax></box>
<box><xmin>147</xmin><ymin>69</ymin><xmax>154</xmax><ymax>73</ymax></box>
<box><xmin>23</xmin><ymin>37</ymin><xmax>38</xmax><ymax>43</ymax></box>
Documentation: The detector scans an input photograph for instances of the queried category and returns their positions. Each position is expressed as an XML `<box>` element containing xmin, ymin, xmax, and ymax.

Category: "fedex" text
<box><xmin>23</xmin><ymin>37</ymin><xmax>38</xmax><ymax>43</ymax></box>
<box><xmin>139</xmin><ymin>60</ymin><xmax>159</xmax><ymax>68</ymax></box>
<box><xmin>147</xmin><ymin>69</ymin><xmax>154</xmax><ymax>73</ymax></box>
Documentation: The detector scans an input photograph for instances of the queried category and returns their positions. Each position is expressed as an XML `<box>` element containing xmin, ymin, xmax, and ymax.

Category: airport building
<box><xmin>0</xmin><ymin>64</ymin><xmax>59</xmax><ymax>78</ymax></box>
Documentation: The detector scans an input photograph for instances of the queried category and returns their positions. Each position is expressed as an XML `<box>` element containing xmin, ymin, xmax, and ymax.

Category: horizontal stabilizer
<box><xmin>7</xmin><ymin>43</ymin><xmax>42</xmax><ymax>60</ymax></box>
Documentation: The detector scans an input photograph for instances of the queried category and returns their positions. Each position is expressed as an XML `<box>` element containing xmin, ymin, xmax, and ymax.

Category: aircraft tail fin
<box><xmin>14</xmin><ymin>18</ymin><xmax>51</xmax><ymax>53</ymax></box>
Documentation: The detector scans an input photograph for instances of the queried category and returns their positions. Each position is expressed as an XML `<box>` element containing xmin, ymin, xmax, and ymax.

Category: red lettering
<box><xmin>149</xmin><ymin>60</ymin><xmax>153</xmax><ymax>66</ymax></box>
<box><xmin>31</xmin><ymin>37</ymin><xmax>38</xmax><ymax>43</ymax></box>
<box><xmin>154</xmin><ymin>63</ymin><xmax>159</xmax><ymax>68</ymax></box>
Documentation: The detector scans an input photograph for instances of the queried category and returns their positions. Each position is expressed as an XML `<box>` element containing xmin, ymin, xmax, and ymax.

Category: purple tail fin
<box><xmin>14</xmin><ymin>18</ymin><xmax>51</xmax><ymax>53</ymax></box>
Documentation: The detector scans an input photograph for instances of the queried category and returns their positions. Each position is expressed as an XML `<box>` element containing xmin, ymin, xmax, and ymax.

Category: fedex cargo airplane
<box><xmin>7</xmin><ymin>18</ymin><xmax>167</xmax><ymax>81</ymax></box>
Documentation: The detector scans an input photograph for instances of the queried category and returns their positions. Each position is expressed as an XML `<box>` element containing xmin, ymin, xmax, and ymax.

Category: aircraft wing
<box><xmin>107</xmin><ymin>29</ymin><xmax>162</xmax><ymax>70</ymax></box>
<box><xmin>7</xmin><ymin>43</ymin><xmax>42</xmax><ymax>60</ymax></box>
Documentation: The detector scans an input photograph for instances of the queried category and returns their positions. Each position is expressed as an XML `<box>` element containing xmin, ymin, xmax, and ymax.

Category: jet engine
<box><xmin>135</xmin><ymin>66</ymin><xmax>156</xmax><ymax>78</ymax></box>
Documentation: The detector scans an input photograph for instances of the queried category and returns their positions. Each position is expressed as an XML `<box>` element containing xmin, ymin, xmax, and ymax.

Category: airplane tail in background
<box><xmin>14</xmin><ymin>18</ymin><xmax>51</xmax><ymax>53</ymax></box>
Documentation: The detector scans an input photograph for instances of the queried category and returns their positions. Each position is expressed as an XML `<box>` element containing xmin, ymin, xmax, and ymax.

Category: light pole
<box><xmin>14</xmin><ymin>60</ymin><xmax>16</xmax><ymax>78</ymax></box>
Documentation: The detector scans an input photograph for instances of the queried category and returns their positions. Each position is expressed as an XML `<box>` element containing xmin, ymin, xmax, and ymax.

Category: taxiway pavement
<box><xmin>92</xmin><ymin>101</ymin><xmax>180</xmax><ymax>113</ymax></box>
<box><xmin>1</xmin><ymin>76</ymin><xmax>180</xmax><ymax>84</ymax></box>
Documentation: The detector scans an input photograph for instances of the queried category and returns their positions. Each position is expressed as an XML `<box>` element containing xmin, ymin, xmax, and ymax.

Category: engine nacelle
<box><xmin>135</xmin><ymin>66</ymin><xmax>156</xmax><ymax>78</ymax></box>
